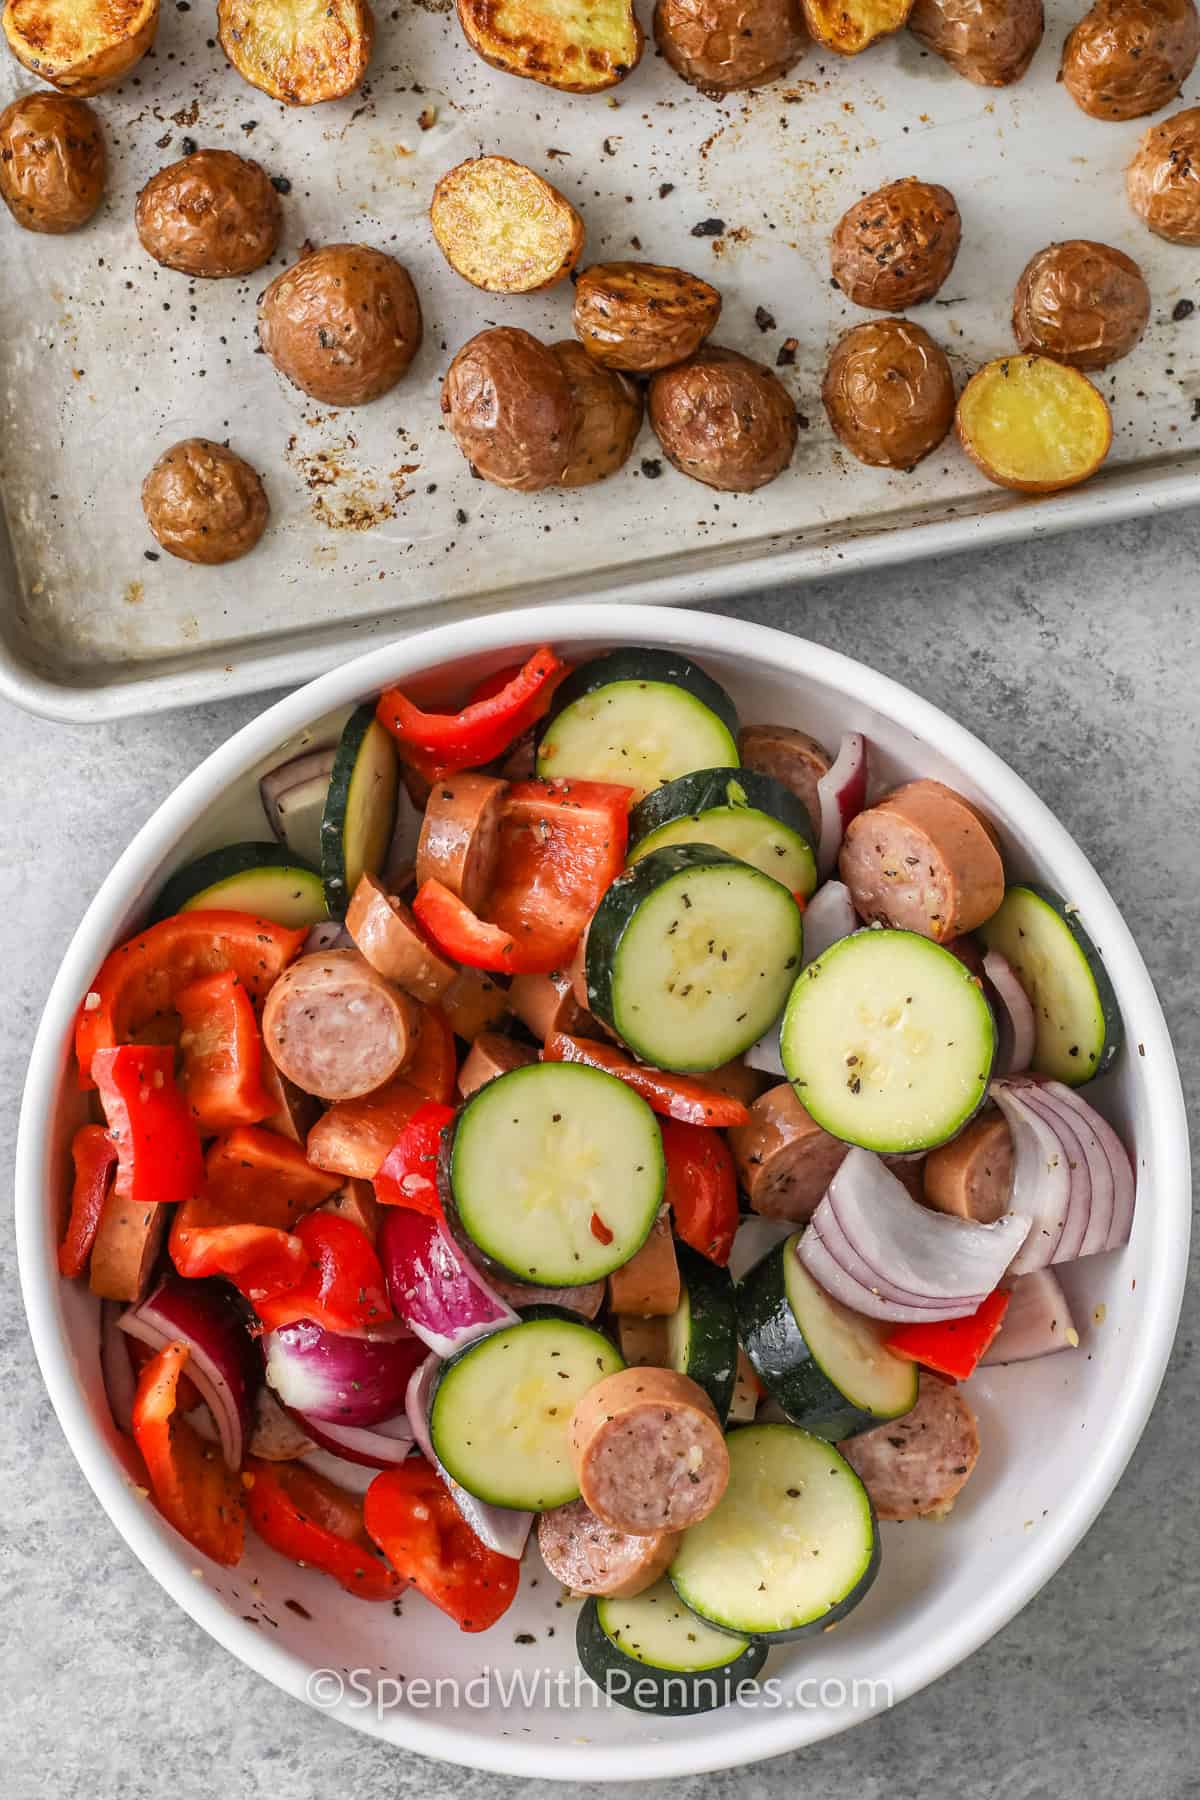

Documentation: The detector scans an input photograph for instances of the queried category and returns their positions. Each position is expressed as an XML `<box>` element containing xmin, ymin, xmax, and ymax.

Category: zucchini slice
<box><xmin>320</xmin><ymin>704</ymin><xmax>400</xmax><ymax>918</ymax></box>
<box><xmin>536</xmin><ymin>648</ymin><xmax>739</xmax><ymax>801</ymax></box>
<box><xmin>780</xmin><ymin>928</ymin><xmax>995</xmax><ymax>1152</ymax></box>
<box><xmin>976</xmin><ymin>883</ymin><xmax>1122</xmax><ymax>1085</ymax></box>
<box><xmin>429</xmin><ymin>1307</ymin><xmax>624</xmax><ymax>1511</ymax></box>
<box><xmin>736</xmin><ymin>1235</ymin><xmax>918</xmax><ymax>1440</ymax></box>
<box><xmin>666</xmin><ymin>1244</ymin><xmax>739</xmax><ymax>1424</ymax></box>
<box><xmin>587</xmin><ymin>845</ymin><xmax>804</xmax><ymax>1071</ymax></box>
<box><xmin>669</xmin><ymin>1423</ymin><xmax>880</xmax><ymax>1642</ymax></box>
<box><xmin>443</xmin><ymin>1062</ymin><xmax>665</xmax><ymax>1285</ymax></box>
<box><xmin>628</xmin><ymin>767</ymin><xmax>817</xmax><ymax>898</ymax></box>
<box><xmin>152</xmin><ymin>842</ymin><xmax>327</xmax><ymax>927</ymax></box>
<box><xmin>577</xmin><ymin>1579</ymin><xmax>766</xmax><ymax>1715</ymax></box>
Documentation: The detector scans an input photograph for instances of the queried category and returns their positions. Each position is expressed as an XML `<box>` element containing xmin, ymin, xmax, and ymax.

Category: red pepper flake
<box><xmin>589</xmin><ymin>1212</ymin><xmax>614</xmax><ymax>1246</ymax></box>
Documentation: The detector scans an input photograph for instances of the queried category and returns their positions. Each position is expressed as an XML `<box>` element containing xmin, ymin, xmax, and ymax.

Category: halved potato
<box><xmin>552</xmin><ymin>342</ymin><xmax>643</xmax><ymax>486</ymax></box>
<box><xmin>218</xmin><ymin>0</ymin><xmax>374</xmax><ymax>105</ymax></box>
<box><xmin>803</xmin><ymin>0</ymin><xmax>912</xmax><ymax>53</ymax></box>
<box><xmin>956</xmin><ymin>354</ymin><xmax>1112</xmax><ymax>494</ymax></box>
<box><xmin>431</xmin><ymin>157</ymin><xmax>583</xmax><ymax>294</ymax></box>
<box><xmin>3</xmin><ymin>0</ymin><xmax>159</xmax><ymax>94</ymax></box>
<box><xmin>456</xmin><ymin>0</ymin><xmax>643</xmax><ymax>93</ymax></box>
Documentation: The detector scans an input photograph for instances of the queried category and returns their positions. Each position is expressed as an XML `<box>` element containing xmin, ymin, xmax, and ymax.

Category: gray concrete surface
<box><xmin>2</xmin><ymin>509</ymin><xmax>1196</xmax><ymax>1799</ymax></box>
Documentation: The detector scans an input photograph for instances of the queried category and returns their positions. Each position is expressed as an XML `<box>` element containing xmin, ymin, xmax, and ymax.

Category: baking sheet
<box><xmin>1</xmin><ymin>1</ymin><xmax>1198</xmax><ymax>719</ymax></box>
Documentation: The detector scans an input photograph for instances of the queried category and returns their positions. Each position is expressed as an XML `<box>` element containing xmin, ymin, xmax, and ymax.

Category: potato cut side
<box><xmin>956</xmin><ymin>355</ymin><xmax>1112</xmax><ymax>494</ymax></box>
<box><xmin>3</xmin><ymin>0</ymin><xmax>159</xmax><ymax>94</ymax></box>
<box><xmin>218</xmin><ymin>0</ymin><xmax>374</xmax><ymax>104</ymax></box>
<box><xmin>431</xmin><ymin>157</ymin><xmax>584</xmax><ymax>293</ymax></box>
<box><xmin>456</xmin><ymin>0</ymin><xmax>643</xmax><ymax>93</ymax></box>
<box><xmin>802</xmin><ymin>0</ymin><xmax>912</xmax><ymax>52</ymax></box>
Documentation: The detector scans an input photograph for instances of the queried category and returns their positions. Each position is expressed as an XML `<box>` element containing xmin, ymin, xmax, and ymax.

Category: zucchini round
<box><xmin>976</xmin><ymin>883</ymin><xmax>1122</xmax><ymax>1085</ymax></box>
<box><xmin>152</xmin><ymin>842</ymin><xmax>327</xmax><ymax>927</ymax></box>
<box><xmin>577</xmin><ymin>1579</ymin><xmax>766</xmax><ymax>1715</ymax></box>
<box><xmin>320</xmin><ymin>704</ymin><xmax>400</xmax><ymax>918</ymax></box>
<box><xmin>666</xmin><ymin>1244</ymin><xmax>739</xmax><ymax>1425</ymax></box>
<box><xmin>629</xmin><ymin>767</ymin><xmax>817</xmax><ymax>897</ymax></box>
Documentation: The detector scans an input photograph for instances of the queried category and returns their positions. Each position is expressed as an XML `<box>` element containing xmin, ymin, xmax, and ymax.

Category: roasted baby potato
<box><xmin>0</xmin><ymin>90</ymin><xmax>104</xmax><ymax>232</ymax></box>
<box><xmin>456</xmin><ymin>0</ymin><xmax>642</xmax><ymax>93</ymax></box>
<box><xmin>552</xmin><ymin>342</ymin><xmax>643</xmax><ymax>486</ymax></box>
<box><xmin>654</xmin><ymin>0</ymin><xmax>805</xmax><ymax>93</ymax></box>
<box><xmin>431</xmin><ymin>156</ymin><xmax>583</xmax><ymax>294</ymax></box>
<box><xmin>218</xmin><ymin>0</ymin><xmax>374</xmax><ymax>104</ymax></box>
<box><xmin>259</xmin><ymin>244</ymin><xmax>422</xmax><ymax>407</ymax></box>
<box><xmin>908</xmin><ymin>0</ymin><xmax>1044</xmax><ymax>83</ymax></box>
<box><xmin>956</xmin><ymin>354</ymin><xmax>1112</xmax><ymax>493</ymax></box>
<box><xmin>822</xmin><ymin>318</ymin><xmax>955</xmax><ymax>468</ymax></box>
<box><xmin>142</xmin><ymin>438</ymin><xmax>269</xmax><ymax>565</ymax></box>
<box><xmin>442</xmin><ymin>327</ymin><xmax>575</xmax><ymax>492</ymax></box>
<box><xmin>648</xmin><ymin>344</ymin><xmax>797</xmax><ymax>492</ymax></box>
<box><xmin>136</xmin><ymin>149</ymin><xmax>281</xmax><ymax>278</ymax></box>
<box><xmin>1012</xmin><ymin>240</ymin><xmax>1150</xmax><ymax>367</ymax></box>
<box><xmin>803</xmin><ymin>0</ymin><xmax>912</xmax><ymax>54</ymax></box>
<box><xmin>1060</xmin><ymin>0</ymin><xmax>1199</xmax><ymax>121</ymax></box>
<box><xmin>831</xmin><ymin>177</ymin><xmax>962</xmax><ymax>310</ymax></box>
<box><xmin>1127</xmin><ymin>105</ymin><xmax>1200</xmax><ymax>241</ymax></box>
<box><xmin>572</xmin><ymin>261</ymin><xmax>722</xmax><ymax>372</ymax></box>
<box><xmin>3</xmin><ymin>0</ymin><xmax>158</xmax><ymax>94</ymax></box>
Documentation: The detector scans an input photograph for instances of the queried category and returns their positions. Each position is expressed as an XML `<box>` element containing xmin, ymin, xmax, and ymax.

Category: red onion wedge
<box><xmin>983</xmin><ymin>950</ymin><xmax>1036</xmax><ymax>1076</ymax></box>
<box><xmin>407</xmin><ymin>1353</ymin><xmax>532</xmax><ymax>1560</ymax></box>
<box><xmin>728</xmin><ymin>1214</ymin><xmax>796</xmax><ymax>1284</ymax></box>
<box><xmin>981</xmin><ymin>1269</ymin><xmax>1079</xmax><ymax>1364</ymax></box>
<box><xmin>989</xmin><ymin>1083</ymin><xmax>1074</xmax><ymax>1274</ymax></box>
<box><xmin>291</xmin><ymin>1407</ymin><xmax>414</xmax><ymax>1470</ymax></box>
<box><xmin>303</xmin><ymin>920</ymin><xmax>351</xmax><ymax>953</ymax></box>
<box><xmin>263</xmin><ymin>1319</ymin><xmax>426</xmax><ymax>1426</ymax></box>
<box><xmin>260</xmin><ymin>747</ymin><xmax>335</xmax><ymax>846</ymax></box>
<box><xmin>798</xmin><ymin>1148</ymin><xmax>1031</xmax><ymax>1322</ymax></box>
<box><xmin>992</xmin><ymin>1078</ymin><xmax>1134</xmax><ymax>1270</ymax></box>
<box><xmin>121</xmin><ymin>1276</ymin><xmax>259</xmax><ymax>1470</ymax></box>
<box><xmin>1045</xmin><ymin>1080</ymin><xmax>1135</xmax><ymax>1255</ymax></box>
<box><xmin>380</xmin><ymin>1208</ymin><xmax>518</xmax><ymax>1359</ymax></box>
<box><xmin>101</xmin><ymin>1300</ymin><xmax>137</xmax><ymax>1436</ymax></box>
<box><xmin>816</xmin><ymin>733</ymin><xmax>868</xmax><ymax>880</ymax></box>
<box><xmin>802</xmin><ymin>880</ymin><xmax>859</xmax><ymax>965</ymax></box>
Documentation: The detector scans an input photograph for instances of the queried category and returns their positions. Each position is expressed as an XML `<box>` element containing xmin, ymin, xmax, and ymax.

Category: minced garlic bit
<box><xmin>83</xmin><ymin>991</ymin><xmax>102</xmax><ymax>1011</ymax></box>
<box><xmin>1064</xmin><ymin>1327</ymin><xmax>1080</xmax><ymax>1347</ymax></box>
<box><xmin>1092</xmin><ymin>1303</ymin><xmax>1107</xmax><ymax>1325</ymax></box>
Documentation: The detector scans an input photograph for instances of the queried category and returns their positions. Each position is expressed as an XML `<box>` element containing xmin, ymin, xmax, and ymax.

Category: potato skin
<box><xmin>430</xmin><ymin>156</ymin><xmax>583</xmax><ymax>293</ymax></box>
<box><xmin>552</xmin><ymin>342</ymin><xmax>643</xmax><ymax>486</ymax></box>
<box><xmin>259</xmin><ymin>244</ymin><xmax>422</xmax><ymax>407</ymax></box>
<box><xmin>572</xmin><ymin>262</ymin><xmax>722</xmax><ymax>373</ymax></box>
<box><xmin>442</xmin><ymin>327</ymin><xmax>575</xmax><ymax>492</ymax></box>
<box><xmin>908</xmin><ymin>0</ymin><xmax>1044</xmax><ymax>84</ymax></box>
<box><xmin>142</xmin><ymin>438</ymin><xmax>269</xmax><ymax>564</ymax></box>
<box><xmin>136</xmin><ymin>149</ymin><xmax>281</xmax><ymax>278</ymax></box>
<box><xmin>1011</xmin><ymin>240</ymin><xmax>1150</xmax><ymax>367</ymax></box>
<box><xmin>822</xmin><ymin>319</ymin><xmax>955</xmax><ymax>469</ymax></box>
<box><xmin>1060</xmin><ymin>0</ymin><xmax>1199</xmax><ymax>121</ymax></box>
<box><xmin>0</xmin><ymin>90</ymin><xmax>105</xmax><ymax>232</ymax></box>
<box><xmin>3</xmin><ymin>0</ymin><xmax>159</xmax><ymax>95</ymax></box>
<box><xmin>648</xmin><ymin>344</ymin><xmax>797</xmax><ymax>492</ymax></box>
<box><xmin>831</xmin><ymin>178</ymin><xmax>962</xmax><ymax>310</ymax></box>
<box><xmin>654</xmin><ymin>0</ymin><xmax>805</xmax><ymax>94</ymax></box>
<box><xmin>1127</xmin><ymin>105</ymin><xmax>1200</xmax><ymax>241</ymax></box>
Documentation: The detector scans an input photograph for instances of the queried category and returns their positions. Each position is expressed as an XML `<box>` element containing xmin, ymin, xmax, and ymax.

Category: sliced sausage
<box><xmin>738</xmin><ymin>723</ymin><xmax>831</xmax><ymax>831</ymax></box>
<box><xmin>569</xmin><ymin>1366</ymin><xmax>730</xmax><ymax>1534</ymax></box>
<box><xmin>488</xmin><ymin>1272</ymin><xmax>606</xmax><ymax>1318</ymax></box>
<box><xmin>923</xmin><ymin>1112</ymin><xmax>1012</xmax><ymax>1222</ymax></box>
<box><xmin>258</xmin><ymin>1056</ymin><xmax>321</xmax><ymax>1145</ymax></box>
<box><xmin>728</xmin><ymin>1083</ymin><xmax>850</xmax><ymax>1221</ymax></box>
<box><xmin>567</xmin><ymin>930</ymin><xmax>590</xmax><ymax>1014</ymax></box>
<box><xmin>248</xmin><ymin>1387</ymin><xmax>314</xmax><ymax>1461</ymax></box>
<box><xmin>615</xmin><ymin>1314</ymin><xmax>672</xmax><ymax>1365</ymax></box>
<box><xmin>606</xmin><ymin>1210</ymin><xmax>681</xmax><ymax>1316</ymax></box>
<box><xmin>838</xmin><ymin>779</ymin><xmax>1004</xmax><ymax>942</ymax></box>
<box><xmin>305</xmin><ymin>1076</ymin><xmax>423</xmax><ymax>1179</ymax></box>
<box><xmin>318</xmin><ymin>1176</ymin><xmax>382</xmax><ymax>1245</ymax></box>
<box><xmin>692</xmin><ymin>1058</ymin><xmax>772</xmax><ymax>1108</ymax></box>
<box><xmin>415</xmin><ymin>772</ymin><xmax>507</xmax><ymax>912</ymax></box>
<box><xmin>262</xmin><ymin>949</ymin><xmax>422</xmax><ymax>1101</ymax></box>
<box><xmin>537</xmin><ymin>1499</ymin><xmax>680</xmax><ymax>1598</ymax></box>
<box><xmin>440</xmin><ymin>966</ymin><xmax>511</xmax><ymax>1041</ymax></box>
<box><xmin>345</xmin><ymin>872</ymin><xmax>457</xmax><ymax>1004</ymax></box>
<box><xmin>881</xmin><ymin>1153</ymin><xmax>927</xmax><ymax>1203</ymax></box>
<box><xmin>88</xmin><ymin>1193</ymin><xmax>168</xmax><ymax>1303</ymax></box>
<box><xmin>838</xmin><ymin>1371</ymin><xmax>980</xmax><ymax>1521</ymax></box>
<box><xmin>457</xmin><ymin>1031</ymin><xmax>537</xmax><ymax>1098</ymax></box>
<box><xmin>508</xmin><ymin>970</ymin><xmax>597</xmax><ymax>1042</ymax></box>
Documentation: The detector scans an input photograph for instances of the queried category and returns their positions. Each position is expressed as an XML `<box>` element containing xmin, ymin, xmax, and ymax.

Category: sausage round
<box><xmin>606</xmin><ymin>1210</ymin><xmax>681</xmax><ymax>1316</ymax></box>
<box><xmin>728</xmin><ymin>1083</ymin><xmax>850</xmax><ymax>1220</ymax></box>
<box><xmin>923</xmin><ymin>1113</ymin><xmax>1013</xmax><ymax>1221</ymax></box>
<box><xmin>838</xmin><ymin>1371</ymin><xmax>979</xmax><ymax>1519</ymax></box>
<box><xmin>838</xmin><ymin>778</ymin><xmax>1005</xmax><ymax>941</ymax></box>
<box><xmin>508</xmin><ymin>970</ymin><xmax>597</xmax><ymax>1042</ymax></box>
<box><xmin>439</xmin><ymin>966</ymin><xmax>511</xmax><ymax>1041</ymax></box>
<box><xmin>569</xmin><ymin>1366</ymin><xmax>730</xmax><ymax>1534</ymax></box>
<box><xmin>737</xmin><ymin>723</ymin><xmax>831</xmax><ymax>832</ymax></box>
<box><xmin>457</xmin><ymin>1031</ymin><xmax>537</xmax><ymax>1098</ymax></box>
<box><xmin>488</xmin><ymin>1272</ymin><xmax>606</xmax><ymax>1317</ymax></box>
<box><xmin>318</xmin><ymin>1177</ymin><xmax>382</xmax><ymax>1245</ymax></box>
<box><xmin>537</xmin><ymin>1499</ymin><xmax>680</xmax><ymax>1597</ymax></box>
<box><xmin>345</xmin><ymin>872</ymin><xmax>457</xmax><ymax>1003</ymax></box>
<box><xmin>415</xmin><ymin>773</ymin><xmax>507</xmax><ymax>912</ymax></box>
<box><xmin>262</xmin><ymin>949</ymin><xmax>422</xmax><ymax>1101</ymax></box>
<box><xmin>88</xmin><ymin>1194</ymin><xmax>167</xmax><ymax>1303</ymax></box>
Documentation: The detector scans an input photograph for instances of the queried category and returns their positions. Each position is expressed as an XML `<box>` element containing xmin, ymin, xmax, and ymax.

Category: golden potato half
<box><xmin>218</xmin><ymin>0</ymin><xmax>374</xmax><ymax>105</ymax></box>
<box><xmin>1012</xmin><ymin>240</ymin><xmax>1149</xmax><ymax>368</ymax></box>
<box><xmin>573</xmin><ymin>261</ymin><xmax>722</xmax><ymax>372</ymax></box>
<box><xmin>908</xmin><ymin>0</ymin><xmax>1044</xmax><ymax>85</ymax></box>
<box><xmin>803</xmin><ymin>0</ymin><xmax>912</xmax><ymax>53</ymax></box>
<box><xmin>3</xmin><ymin>0</ymin><xmax>158</xmax><ymax>95</ymax></box>
<box><xmin>0</xmin><ymin>90</ymin><xmax>105</xmax><ymax>232</ymax></box>
<box><xmin>1060</xmin><ymin>0</ymin><xmax>1199</xmax><ymax>122</ymax></box>
<box><xmin>456</xmin><ymin>0</ymin><xmax>643</xmax><ymax>93</ymax></box>
<box><xmin>552</xmin><ymin>342</ymin><xmax>643</xmax><ymax>486</ymax></box>
<box><xmin>956</xmin><ymin>354</ymin><xmax>1112</xmax><ymax>493</ymax></box>
<box><xmin>654</xmin><ymin>0</ymin><xmax>805</xmax><ymax>93</ymax></box>
<box><xmin>431</xmin><ymin>157</ymin><xmax>583</xmax><ymax>294</ymax></box>
<box><xmin>1126</xmin><ymin>105</ymin><xmax>1200</xmax><ymax>242</ymax></box>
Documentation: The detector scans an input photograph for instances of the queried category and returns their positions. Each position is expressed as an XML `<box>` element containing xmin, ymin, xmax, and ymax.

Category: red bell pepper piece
<box><xmin>170</xmin><ymin>1125</ymin><xmax>341</xmax><ymax>1296</ymax></box>
<box><xmin>543</xmin><ymin>1032</ymin><xmax>751</xmax><ymax>1128</ymax></box>
<box><xmin>376</xmin><ymin>645</ymin><xmax>567</xmax><ymax>779</ymax></box>
<box><xmin>92</xmin><ymin>1045</ymin><xmax>206</xmax><ymax>1209</ymax></box>
<box><xmin>245</xmin><ymin>1458</ymin><xmax>404</xmax><ymax>1601</ymax></box>
<box><xmin>175</xmin><ymin>969</ymin><xmax>273</xmax><ymax>1135</ymax></box>
<box><xmin>374</xmin><ymin>1101</ymin><xmax>455</xmax><ymax>1217</ymax></box>
<box><xmin>411</xmin><ymin>883</ymin><xmax>530</xmax><ymax>973</ymax></box>
<box><xmin>403</xmin><ymin>1005</ymin><xmax>458</xmax><ymax>1105</ymax></box>
<box><xmin>364</xmin><ymin>1461</ymin><xmax>520</xmax><ymax>1632</ymax></box>
<box><xmin>885</xmin><ymin>1289</ymin><xmax>1011</xmax><ymax>1381</ymax></box>
<box><xmin>305</xmin><ymin>1077</ymin><xmax>426</xmax><ymax>1181</ymax></box>
<box><xmin>132</xmin><ymin>1341</ymin><xmax>245</xmax><ymax>1566</ymax></box>
<box><xmin>58</xmin><ymin>1124</ymin><xmax>119</xmax><ymax>1280</ymax></box>
<box><xmin>125</xmin><ymin>1334</ymin><xmax>204</xmax><ymax>1414</ymax></box>
<box><xmin>75</xmin><ymin>911</ymin><xmax>307</xmax><ymax>1085</ymax></box>
<box><xmin>660</xmin><ymin>1118</ymin><xmax>740</xmax><ymax>1265</ymax></box>
<box><xmin>252</xmin><ymin>1213</ymin><xmax>393</xmax><ymax>1334</ymax></box>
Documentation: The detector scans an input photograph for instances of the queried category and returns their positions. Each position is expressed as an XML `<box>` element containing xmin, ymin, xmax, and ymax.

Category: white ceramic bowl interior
<box><xmin>17</xmin><ymin>605</ymin><xmax>1190</xmax><ymax>1781</ymax></box>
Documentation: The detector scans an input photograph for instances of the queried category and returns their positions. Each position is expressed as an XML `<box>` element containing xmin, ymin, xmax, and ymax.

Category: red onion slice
<box><xmin>744</xmin><ymin>1019</ymin><xmax>785</xmax><ymax>1079</ymax></box>
<box><xmin>816</xmin><ymin>733</ymin><xmax>868</xmax><ymax>880</ymax></box>
<box><xmin>1017</xmin><ymin>1087</ymin><xmax>1092</xmax><ymax>1263</ymax></box>
<box><xmin>121</xmin><ymin>1276</ymin><xmax>259</xmax><ymax>1469</ymax></box>
<box><xmin>1041</xmin><ymin>1080</ymin><xmax>1135</xmax><ymax>1253</ymax></box>
<box><xmin>990</xmin><ymin>1082</ymin><xmax>1075</xmax><ymax>1274</ymax></box>
<box><xmin>982</xmin><ymin>949</ymin><xmax>1036</xmax><ymax>1076</ymax></box>
<box><xmin>303</xmin><ymin>920</ymin><xmax>351</xmax><ymax>953</ymax></box>
<box><xmin>485</xmin><ymin>1271</ymin><xmax>605</xmax><ymax>1318</ymax></box>
<box><xmin>817</xmin><ymin>1202</ymin><xmax>980</xmax><ymax>1312</ymax></box>
<box><xmin>406</xmin><ymin>1354</ymin><xmax>532</xmax><ymax>1560</ymax></box>
<box><xmin>291</xmin><ymin>1406</ymin><xmax>414</xmax><ymax>1469</ymax></box>
<box><xmin>1023</xmin><ymin>1085</ymin><xmax>1113</xmax><ymax>1258</ymax></box>
<box><xmin>728</xmin><ymin>1214</ymin><xmax>795</xmax><ymax>1284</ymax></box>
<box><xmin>982</xmin><ymin>1269</ymin><xmax>1079</xmax><ymax>1364</ymax></box>
<box><xmin>801</xmin><ymin>880</ymin><xmax>859</xmax><ymax>964</ymax></box>
<box><xmin>381</xmin><ymin>1208</ymin><xmax>518</xmax><ymax>1359</ymax></box>
<box><xmin>263</xmin><ymin>1319</ymin><xmax>426</xmax><ymax>1426</ymax></box>
<box><xmin>101</xmin><ymin>1300</ymin><xmax>137</xmax><ymax>1436</ymax></box>
<box><xmin>260</xmin><ymin>747</ymin><xmax>335</xmax><ymax>842</ymax></box>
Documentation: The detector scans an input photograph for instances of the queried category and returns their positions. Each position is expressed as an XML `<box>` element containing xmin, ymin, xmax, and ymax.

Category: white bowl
<box><xmin>17</xmin><ymin>605</ymin><xmax>1190</xmax><ymax>1781</ymax></box>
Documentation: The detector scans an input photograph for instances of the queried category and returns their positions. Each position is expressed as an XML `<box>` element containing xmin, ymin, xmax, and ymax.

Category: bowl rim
<box><xmin>16</xmin><ymin>602</ymin><xmax>1190</xmax><ymax>1781</ymax></box>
